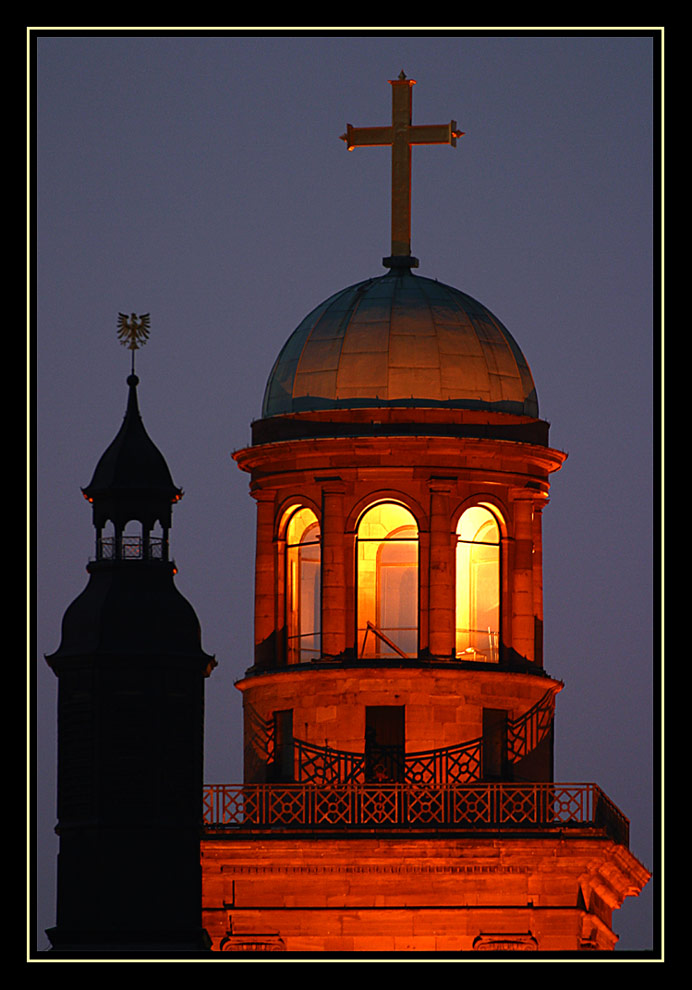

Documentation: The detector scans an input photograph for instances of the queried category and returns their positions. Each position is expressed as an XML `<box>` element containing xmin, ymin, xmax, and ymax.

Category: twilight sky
<box><xmin>33</xmin><ymin>30</ymin><xmax>658</xmax><ymax>955</ymax></box>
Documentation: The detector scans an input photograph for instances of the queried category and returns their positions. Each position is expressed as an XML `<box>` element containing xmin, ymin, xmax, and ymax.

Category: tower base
<box><xmin>202</xmin><ymin>830</ymin><xmax>650</xmax><ymax>954</ymax></box>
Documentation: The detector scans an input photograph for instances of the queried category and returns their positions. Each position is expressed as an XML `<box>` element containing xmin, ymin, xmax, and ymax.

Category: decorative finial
<box><xmin>340</xmin><ymin>76</ymin><xmax>463</xmax><ymax>268</ymax></box>
<box><xmin>117</xmin><ymin>312</ymin><xmax>150</xmax><ymax>373</ymax></box>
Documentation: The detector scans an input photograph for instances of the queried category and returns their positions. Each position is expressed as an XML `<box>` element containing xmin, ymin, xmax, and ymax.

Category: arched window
<box><xmin>285</xmin><ymin>507</ymin><xmax>321</xmax><ymax>663</ymax></box>
<box><xmin>98</xmin><ymin>519</ymin><xmax>117</xmax><ymax>560</ymax></box>
<box><xmin>149</xmin><ymin>520</ymin><xmax>166</xmax><ymax>560</ymax></box>
<box><xmin>121</xmin><ymin>519</ymin><xmax>143</xmax><ymax>559</ymax></box>
<box><xmin>357</xmin><ymin>502</ymin><xmax>418</xmax><ymax>658</ymax></box>
<box><xmin>456</xmin><ymin>505</ymin><xmax>500</xmax><ymax>662</ymax></box>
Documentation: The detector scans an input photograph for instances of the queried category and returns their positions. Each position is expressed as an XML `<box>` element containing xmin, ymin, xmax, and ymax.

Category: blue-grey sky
<box><xmin>34</xmin><ymin>30</ymin><xmax>658</xmax><ymax>955</ymax></box>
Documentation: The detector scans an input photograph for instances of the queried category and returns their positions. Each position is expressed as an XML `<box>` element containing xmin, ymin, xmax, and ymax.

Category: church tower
<box><xmin>201</xmin><ymin>75</ymin><xmax>650</xmax><ymax>953</ymax></box>
<box><xmin>46</xmin><ymin>327</ymin><xmax>215</xmax><ymax>955</ymax></box>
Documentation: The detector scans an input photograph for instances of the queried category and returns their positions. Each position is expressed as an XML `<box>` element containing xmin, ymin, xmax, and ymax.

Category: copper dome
<box><xmin>262</xmin><ymin>269</ymin><xmax>538</xmax><ymax>419</ymax></box>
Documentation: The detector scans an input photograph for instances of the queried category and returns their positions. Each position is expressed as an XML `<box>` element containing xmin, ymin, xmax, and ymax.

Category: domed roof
<box><xmin>262</xmin><ymin>269</ymin><xmax>538</xmax><ymax>419</ymax></box>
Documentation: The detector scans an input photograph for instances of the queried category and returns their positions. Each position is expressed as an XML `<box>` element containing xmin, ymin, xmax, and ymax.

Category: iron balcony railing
<box><xmin>261</xmin><ymin>687</ymin><xmax>558</xmax><ymax>787</ymax></box>
<box><xmin>202</xmin><ymin>781</ymin><xmax>629</xmax><ymax>847</ymax></box>
<box><xmin>96</xmin><ymin>536</ymin><xmax>167</xmax><ymax>561</ymax></box>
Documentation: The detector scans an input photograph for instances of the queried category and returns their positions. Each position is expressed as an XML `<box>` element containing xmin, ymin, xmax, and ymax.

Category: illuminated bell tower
<box><xmin>47</xmin><ymin>324</ymin><xmax>215</xmax><ymax>955</ymax></box>
<box><xmin>201</xmin><ymin>75</ymin><xmax>650</xmax><ymax>954</ymax></box>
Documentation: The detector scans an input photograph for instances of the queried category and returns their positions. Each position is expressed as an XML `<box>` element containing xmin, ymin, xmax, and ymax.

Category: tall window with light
<box><xmin>285</xmin><ymin>506</ymin><xmax>321</xmax><ymax>663</ymax></box>
<box><xmin>357</xmin><ymin>502</ymin><xmax>418</xmax><ymax>658</ymax></box>
<box><xmin>456</xmin><ymin>505</ymin><xmax>500</xmax><ymax>663</ymax></box>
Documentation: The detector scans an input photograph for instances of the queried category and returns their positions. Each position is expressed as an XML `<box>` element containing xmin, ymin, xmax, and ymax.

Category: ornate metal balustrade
<box><xmin>202</xmin><ymin>781</ymin><xmax>629</xmax><ymax>847</ymax></box>
<box><xmin>507</xmin><ymin>686</ymin><xmax>558</xmax><ymax>764</ymax></box>
<box><xmin>292</xmin><ymin>736</ymin><xmax>482</xmax><ymax>784</ymax></box>
<box><xmin>97</xmin><ymin>536</ymin><xmax>167</xmax><ymax>560</ymax></box>
<box><xmin>261</xmin><ymin>686</ymin><xmax>557</xmax><ymax>786</ymax></box>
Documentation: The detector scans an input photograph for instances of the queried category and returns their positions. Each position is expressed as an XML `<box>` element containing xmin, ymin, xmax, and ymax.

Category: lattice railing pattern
<box><xmin>97</xmin><ymin>536</ymin><xmax>166</xmax><ymax>560</ymax></box>
<box><xmin>507</xmin><ymin>687</ymin><xmax>558</xmax><ymax>764</ymax></box>
<box><xmin>202</xmin><ymin>782</ymin><xmax>629</xmax><ymax>846</ymax></box>
<box><xmin>245</xmin><ymin>704</ymin><xmax>273</xmax><ymax>771</ymax></box>
<box><xmin>404</xmin><ymin>740</ymin><xmax>483</xmax><ymax>784</ymax></box>
<box><xmin>292</xmin><ymin>736</ymin><xmax>483</xmax><ymax>785</ymax></box>
<box><xmin>254</xmin><ymin>686</ymin><xmax>557</xmax><ymax>785</ymax></box>
<box><xmin>295</xmin><ymin>738</ymin><xmax>366</xmax><ymax>784</ymax></box>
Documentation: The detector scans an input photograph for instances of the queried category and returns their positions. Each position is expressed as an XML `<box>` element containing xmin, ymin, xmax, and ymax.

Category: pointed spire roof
<box><xmin>84</xmin><ymin>373</ymin><xmax>180</xmax><ymax>498</ymax></box>
<box><xmin>82</xmin><ymin>373</ymin><xmax>182</xmax><ymax>528</ymax></box>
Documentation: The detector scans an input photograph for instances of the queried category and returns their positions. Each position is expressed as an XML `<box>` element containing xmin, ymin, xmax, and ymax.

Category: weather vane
<box><xmin>340</xmin><ymin>71</ymin><xmax>463</xmax><ymax>268</ymax></box>
<box><xmin>117</xmin><ymin>312</ymin><xmax>150</xmax><ymax>373</ymax></box>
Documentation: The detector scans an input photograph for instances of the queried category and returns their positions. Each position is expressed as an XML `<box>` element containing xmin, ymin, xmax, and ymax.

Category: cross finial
<box><xmin>340</xmin><ymin>74</ymin><xmax>463</xmax><ymax>268</ymax></box>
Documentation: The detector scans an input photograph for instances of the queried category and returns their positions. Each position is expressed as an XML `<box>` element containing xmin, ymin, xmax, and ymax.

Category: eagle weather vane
<box><xmin>117</xmin><ymin>312</ymin><xmax>150</xmax><ymax>373</ymax></box>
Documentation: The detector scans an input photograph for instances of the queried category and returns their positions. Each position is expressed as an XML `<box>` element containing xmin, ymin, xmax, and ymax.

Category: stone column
<box><xmin>321</xmin><ymin>482</ymin><xmax>347</xmax><ymax>658</ymax></box>
<box><xmin>252</xmin><ymin>489</ymin><xmax>277</xmax><ymax>668</ymax></box>
<box><xmin>428</xmin><ymin>481</ymin><xmax>455</xmax><ymax>658</ymax></box>
<box><xmin>511</xmin><ymin>492</ymin><xmax>535</xmax><ymax>664</ymax></box>
<box><xmin>532</xmin><ymin>498</ymin><xmax>546</xmax><ymax>667</ymax></box>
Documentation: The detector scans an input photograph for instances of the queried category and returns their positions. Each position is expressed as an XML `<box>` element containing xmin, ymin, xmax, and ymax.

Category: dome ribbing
<box><xmin>262</xmin><ymin>269</ymin><xmax>538</xmax><ymax>419</ymax></box>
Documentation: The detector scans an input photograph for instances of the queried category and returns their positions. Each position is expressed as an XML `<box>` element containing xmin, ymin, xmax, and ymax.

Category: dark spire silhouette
<box><xmin>46</xmin><ymin>347</ymin><xmax>214</xmax><ymax>957</ymax></box>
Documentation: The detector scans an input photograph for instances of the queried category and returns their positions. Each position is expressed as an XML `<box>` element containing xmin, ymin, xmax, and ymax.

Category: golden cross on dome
<box><xmin>341</xmin><ymin>72</ymin><xmax>463</xmax><ymax>266</ymax></box>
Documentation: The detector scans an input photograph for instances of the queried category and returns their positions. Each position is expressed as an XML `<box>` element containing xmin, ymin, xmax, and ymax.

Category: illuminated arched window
<box><xmin>357</xmin><ymin>502</ymin><xmax>418</xmax><ymax>658</ymax></box>
<box><xmin>456</xmin><ymin>506</ymin><xmax>500</xmax><ymax>663</ymax></box>
<box><xmin>285</xmin><ymin>507</ymin><xmax>321</xmax><ymax>663</ymax></box>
